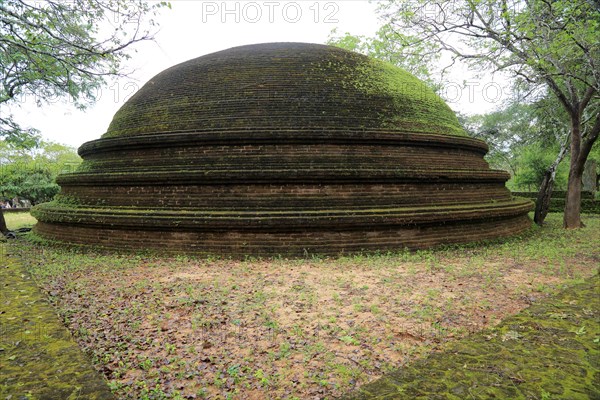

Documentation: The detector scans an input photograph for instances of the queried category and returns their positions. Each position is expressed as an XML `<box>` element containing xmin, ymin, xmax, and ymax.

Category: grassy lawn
<box><xmin>3</xmin><ymin>211</ymin><xmax>37</xmax><ymax>230</ymax></box>
<box><xmin>9</xmin><ymin>213</ymin><xmax>600</xmax><ymax>400</ymax></box>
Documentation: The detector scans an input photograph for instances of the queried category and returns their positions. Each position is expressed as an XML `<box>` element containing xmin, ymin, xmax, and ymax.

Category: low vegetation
<box><xmin>9</xmin><ymin>213</ymin><xmax>600</xmax><ymax>399</ymax></box>
<box><xmin>4</xmin><ymin>211</ymin><xmax>37</xmax><ymax>231</ymax></box>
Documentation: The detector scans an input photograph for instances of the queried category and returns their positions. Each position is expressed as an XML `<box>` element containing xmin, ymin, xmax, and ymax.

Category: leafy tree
<box><xmin>1</xmin><ymin>139</ymin><xmax>81</xmax><ymax>203</ymax></box>
<box><xmin>460</xmin><ymin>103</ymin><xmax>542</xmax><ymax>175</ymax></box>
<box><xmin>371</xmin><ymin>0</ymin><xmax>599</xmax><ymax>228</ymax></box>
<box><xmin>0</xmin><ymin>0</ymin><xmax>169</xmax><ymax>234</ymax></box>
<box><xmin>0</xmin><ymin>139</ymin><xmax>81</xmax><ymax>233</ymax></box>
<box><xmin>511</xmin><ymin>144</ymin><xmax>569</xmax><ymax>191</ymax></box>
<box><xmin>462</xmin><ymin>94</ymin><xmax>574</xmax><ymax>224</ymax></box>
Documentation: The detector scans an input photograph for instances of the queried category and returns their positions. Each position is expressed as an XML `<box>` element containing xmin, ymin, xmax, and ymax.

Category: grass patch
<box><xmin>9</xmin><ymin>213</ymin><xmax>600</xmax><ymax>399</ymax></box>
<box><xmin>3</xmin><ymin>211</ymin><xmax>37</xmax><ymax>230</ymax></box>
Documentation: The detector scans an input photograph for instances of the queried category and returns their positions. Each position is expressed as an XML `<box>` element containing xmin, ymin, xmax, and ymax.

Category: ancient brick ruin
<box><xmin>32</xmin><ymin>43</ymin><xmax>532</xmax><ymax>256</ymax></box>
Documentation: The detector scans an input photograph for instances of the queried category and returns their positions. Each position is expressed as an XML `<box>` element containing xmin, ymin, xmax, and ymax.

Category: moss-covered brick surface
<box><xmin>103</xmin><ymin>43</ymin><xmax>465</xmax><ymax>138</ymax></box>
<box><xmin>30</xmin><ymin>214</ymin><xmax>532</xmax><ymax>257</ymax></box>
<box><xmin>342</xmin><ymin>274</ymin><xmax>600</xmax><ymax>400</ymax></box>
<box><xmin>0</xmin><ymin>244</ymin><xmax>114</xmax><ymax>399</ymax></box>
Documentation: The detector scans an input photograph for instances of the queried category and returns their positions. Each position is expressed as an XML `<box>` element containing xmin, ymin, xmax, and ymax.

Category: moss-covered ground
<box><xmin>343</xmin><ymin>274</ymin><xmax>599</xmax><ymax>399</ymax></box>
<box><xmin>0</xmin><ymin>243</ymin><xmax>114</xmax><ymax>399</ymax></box>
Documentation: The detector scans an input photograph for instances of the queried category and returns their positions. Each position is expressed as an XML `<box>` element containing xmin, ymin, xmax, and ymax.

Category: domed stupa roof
<box><xmin>32</xmin><ymin>43</ymin><xmax>532</xmax><ymax>256</ymax></box>
<box><xmin>104</xmin><ymin>42</ymin><xmax>464</xmax><ymax>138</ymax></box>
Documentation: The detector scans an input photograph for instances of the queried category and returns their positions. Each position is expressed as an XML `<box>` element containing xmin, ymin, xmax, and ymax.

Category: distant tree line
<box><xmin>0</xmin><ymin>138</ymin><xmax>81</xmax><ymax>206</ymax></box>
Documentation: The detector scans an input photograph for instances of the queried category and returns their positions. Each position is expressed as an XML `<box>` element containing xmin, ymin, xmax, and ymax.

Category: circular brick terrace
<box><xmin>32</xmin><ymin>43</ymin><xmax>532</xmax><ymax>256</ymax></box>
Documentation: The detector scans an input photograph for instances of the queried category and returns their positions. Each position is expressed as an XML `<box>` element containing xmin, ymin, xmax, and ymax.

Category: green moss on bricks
<box><xmin>0</xmin><ymin>244</ymin><xmax>114</xmax><ymax>399</ymax></box>
<box><xmin>102</xmin><ymin>43</ymin><xmax>464</xmax><ymax>138</ymax></box>
<box><xmin>350</xmin><ymin>58</ymin><xmax>465</xmax><ymax>136</ymax></box>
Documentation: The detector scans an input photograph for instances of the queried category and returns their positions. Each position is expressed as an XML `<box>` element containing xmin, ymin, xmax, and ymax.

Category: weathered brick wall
<box><xmin>32</xmin><ymin>43</ymin><xmax>533</xmax><ymax>256</ymax></box>
<box><xmin>58</xmin><ymin>183</ymin><xmax>510</xmax><ymax>209</ymax></box>
<box><xmin>34</xmin><ymin>214</ymin><xmax>531</xmax><ymax>257</ymax></box>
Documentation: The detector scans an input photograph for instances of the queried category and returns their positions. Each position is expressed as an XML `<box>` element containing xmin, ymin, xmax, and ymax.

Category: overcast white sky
<box><xmin>8</xmin><ymin>1</ymin><xmax>509</xmax><ymax>149</ymax></box>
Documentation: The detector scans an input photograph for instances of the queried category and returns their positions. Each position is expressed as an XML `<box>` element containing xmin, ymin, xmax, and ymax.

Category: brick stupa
<box><xmin>32</xmin><ymin>43</ymin><xmax>532</xmax><ymax>256</ymax></box>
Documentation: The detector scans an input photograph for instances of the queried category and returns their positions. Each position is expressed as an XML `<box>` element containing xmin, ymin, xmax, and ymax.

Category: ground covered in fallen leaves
<box><xmin>10</xmin><ymin>213</ymin><xmax>600</xmax><ymax>399</ymax></box>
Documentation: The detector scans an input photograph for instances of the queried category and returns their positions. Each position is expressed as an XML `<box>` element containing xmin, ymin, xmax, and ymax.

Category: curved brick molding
<box><xmin>32</xmin><ymin>43</ymin><xmax>533</xmax><ymax>256</ymax></box>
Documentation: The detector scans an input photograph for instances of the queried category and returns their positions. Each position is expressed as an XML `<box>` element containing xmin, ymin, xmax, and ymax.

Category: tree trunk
<box><xmin>564</xmin><ymin>166</ymin><xmax>584</xmax><ymax>228</ymax></box>
<box><xmin>0</xmin><ymin>210</ymin><xmax>8</xmax><ymax>236</ymax></box>
<box><xmin>534</xmin><ymin>172</ymin><xmax>555</xmax><ymax>226</ymax></box>
<box><xmin>534</xmin><ymin>134</ymin><xmax>569</xmax><ymax>226</ymax></box>
<box><xmin>564</xmin><ymin>115</ymin><xmax>584</xmax><ymax>228</ymax></box>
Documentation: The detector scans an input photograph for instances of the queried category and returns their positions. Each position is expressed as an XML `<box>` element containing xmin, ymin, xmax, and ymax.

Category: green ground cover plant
<box><xmin>7</xmin><ymin>213</ymin><xmax>600</xmax><ymax>399</ymax></box>
<box><xmin>4</xmin><ymin>211</ymin><xmax>37</xmax><ymax>230</ymax></box>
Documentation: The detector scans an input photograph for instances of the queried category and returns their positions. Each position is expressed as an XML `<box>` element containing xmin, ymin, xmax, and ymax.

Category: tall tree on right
<box><xmin>377</xmin><ymin>0</ymin><xmax>599</xmax><ymax>228</ymax></box>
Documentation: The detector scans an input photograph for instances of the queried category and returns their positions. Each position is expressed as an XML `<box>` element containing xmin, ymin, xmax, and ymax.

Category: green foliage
<box><xmin>459</xmin><ymin>95</ymin><xmax>571</xmax><ymax>189</ymax></box>
<box><xmin>327</xmin><ymin>24</ymin><xmax>439</xmax><ymax>85</ymax></box>
<box><xmin>460</xmin><ymin>103</ymin><xmax>537</xmax><ymax>174</ymax></box>
<box><xmin>510</xmin><ymin>143</ymin><xmax>568</xmax><ymax>190</ymax></box>
<box><xmin>0</xmin><ymin>140</ymin><xmax>81</xmax><ymax>204</ymax></box>
<box><xmin>510</xmin><ymin>195</ymin><xmax>600</xmax><ymax>214</ymax></box>
<box><xmin>376</xmin><ymin>0</ymin><xmax>599</xmax><ymax>96</ymax></box>
<box><xmin>589</xmin><ymin>137</ymin><xmax>600</xmax><ymax>167</ymax></box>
<box><xmin>0</xmin><ymin>0</ymin><xmax>170</xmax><ymax>140</ymax></box>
